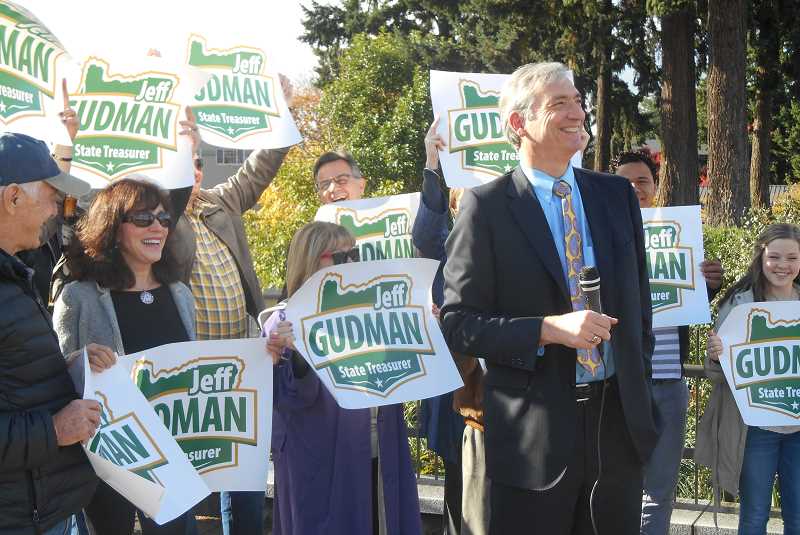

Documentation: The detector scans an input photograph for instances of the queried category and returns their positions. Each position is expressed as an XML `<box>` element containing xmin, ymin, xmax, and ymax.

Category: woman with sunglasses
<box><xmin>53</xmin><ymin>178</ymin><xmax>198</xmax><ymax>535</ymax></box>
<box><xmin>264</xmin><ymin>221</ymin><xmax>422</xmax><ymax>535</ymax></box>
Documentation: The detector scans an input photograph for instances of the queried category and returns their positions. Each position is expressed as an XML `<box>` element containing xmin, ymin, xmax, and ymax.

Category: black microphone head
<box><xmin>579</xmin><ymin>266</ymin><xmax>600</xmax><ymax>291</ymax></box>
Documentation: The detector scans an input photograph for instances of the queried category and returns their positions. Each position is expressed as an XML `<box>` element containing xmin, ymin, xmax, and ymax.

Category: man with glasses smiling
<box><xmin>313</xmin><ymin>150</ymin><xmax>367</xmax><ymax>203</ymax></box>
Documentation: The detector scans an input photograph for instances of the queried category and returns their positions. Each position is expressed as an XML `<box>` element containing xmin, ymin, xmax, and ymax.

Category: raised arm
<box><xmin>208</xmin><ymin>147</ymin><xmax>290</xmax><ymax>214</ymax></box>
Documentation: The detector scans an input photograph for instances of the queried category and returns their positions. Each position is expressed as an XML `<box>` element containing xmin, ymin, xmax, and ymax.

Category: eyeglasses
<box><xmin>122</xmin><ymin>210</ymin><xmax>172</xmax><ymax>228</ymax></box>
<box><xmin>321</xmin><ymin>247</ymin><xmax>360</xmax><ymax>265</ymax></box>
<box><xmin>315</xmin><ymin>173</ymin><xmax>357</xmax><ymax>192</ymax></box>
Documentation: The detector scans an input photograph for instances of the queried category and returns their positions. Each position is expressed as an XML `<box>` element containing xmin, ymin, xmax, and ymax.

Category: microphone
<box><xmin>579</xmin><ymin>266</ymin><xmax>602</xmax><ymax>314</ymax></box>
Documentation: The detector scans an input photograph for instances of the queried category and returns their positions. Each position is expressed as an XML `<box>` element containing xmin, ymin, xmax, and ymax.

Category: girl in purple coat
<box><xmin>264</xmin><ymin>221</ymin><xmax>423</xmax><ymax>535</ymax></box>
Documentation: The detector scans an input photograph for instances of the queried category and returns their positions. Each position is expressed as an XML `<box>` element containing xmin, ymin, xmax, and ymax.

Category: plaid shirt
<box><xmin>185</xmin><ymin>200</ymin><xmax>248</xmax><ymax>340</ymax></box>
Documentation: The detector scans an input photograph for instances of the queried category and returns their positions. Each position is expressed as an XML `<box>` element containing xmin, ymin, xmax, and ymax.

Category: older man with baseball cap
<box><xmin>0</xmin><ymin>132</ymin><xmax>104</xmax><ymax>535</ymax></box>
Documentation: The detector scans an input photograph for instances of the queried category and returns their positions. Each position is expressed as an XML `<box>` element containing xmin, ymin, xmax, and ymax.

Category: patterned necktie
<box><xmin>552</xmin><ymin>180</ymin><xmax>602</xmax><ymax>377</ymax></box>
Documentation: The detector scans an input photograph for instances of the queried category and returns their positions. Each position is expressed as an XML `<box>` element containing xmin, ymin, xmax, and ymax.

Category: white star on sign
<box><xmin>793</xmin><ymin>401</ymin><xmax>799</xmax><ymax>411</ymax></box>
<box><xmin>0</xmin><ymin>101</ymin><xmax>6</xmax><ymax>113</ymax></box>
<box><xmin>375</xmin><ymin>378</ymin><xmax>383</xmax><ymax>388</ymax></box>
<box><xmin>227</xmin><ymin>127</ymin><xmax>234</xmax><ymax>135</ymax></box>
<box><xmin>106</xmin><ymin>162</ymin><xmax>115</xmax><ymax>172</ymax></box>
<box><xmin>504</xmin><ymin>164</ymin><xmax>512</xmax><ymax>172</ymax></box>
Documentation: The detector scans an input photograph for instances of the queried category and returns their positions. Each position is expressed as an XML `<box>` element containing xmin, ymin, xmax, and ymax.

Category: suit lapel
<box><xmin>507</xmin><ymin>167</ymin><xmax>570</xmax><ymax>303</ymax></box>
<box><xmin>575</xmin><ymin>169</ymin><xmax>615</xmax><ymax>309</ymax></box>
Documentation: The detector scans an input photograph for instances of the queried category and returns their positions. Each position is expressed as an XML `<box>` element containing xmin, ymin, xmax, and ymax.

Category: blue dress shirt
<box><xmin>521</xmin><ymin>164</ymin><xmax>615</xmax><ymax>383</ymax></box>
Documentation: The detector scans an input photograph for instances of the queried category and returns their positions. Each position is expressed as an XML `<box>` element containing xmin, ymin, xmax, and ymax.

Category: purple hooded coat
<box><xmin>265</xmin><ymin>312</ymin><xmax>423</xmax><ymax>534</ymax></box>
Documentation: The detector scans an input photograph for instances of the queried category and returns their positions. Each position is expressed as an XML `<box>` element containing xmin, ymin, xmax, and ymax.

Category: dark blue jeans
<box><xmin>41</xmin><ymin>516</ymin><xmax>77</xmax><ymax>535</ymax></box>
<box><xmin>739</xmin><ymin>426</ymin><xmax>800</xmax><ymax>535</ymax></box>
<box><xmin>220</xmin><ymin>491</ymin><xmax>265</xmax><ymax>535</ymax></box>
<box><xmin>640</xmin><ymin>380</ymin><xmax>689</xmax><ymax>534</ymax></box>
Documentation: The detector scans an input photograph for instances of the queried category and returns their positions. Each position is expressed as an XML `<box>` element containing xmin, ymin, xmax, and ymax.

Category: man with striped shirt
<box><xmin>611</xmin><ymin>151</ymin><xmax>723</xmax><ymax>535</ymax></box>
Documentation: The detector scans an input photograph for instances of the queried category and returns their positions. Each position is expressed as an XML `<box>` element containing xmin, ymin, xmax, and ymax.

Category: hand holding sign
<box><xmin>179</xmin><ymin>106</ymin><xmax>202</xmax><ymax>154</ymax></box>
<box><xmin>85</xmin><ymin>343</ymin><xmax>117</xmax><ymax>373</ymax></box>
<box><xmin>707</xmin><ymin>330</ymin><xmax>723</xmax><ymax>361</ymax></box>
<box><xmin>700</xmin><ymin>259</ymin><xmax>724</xmax><ymax>290</ymax></box>
<box><xmin>279</xmin><ymin>74</ymin><xmax>294</xmax><ymax>107</ymax></box>
<box><xmin>59</xmin><ymin>79</ymin><xmax>79</xmax><ymax>142</ymax></box>
<box><xmin>267</xmin><ymin>321</ymin><xmax>296</xmax><ymax>365</ymax></box>
<box><xmin>53</xmin><ymin>399</ymin><xmax>101</xmax><ymax>446</ymax></box>
<box><xmin>425</xmin><ymin>116</ymin><xmax>447</xmax><ymax>170</ymax></box>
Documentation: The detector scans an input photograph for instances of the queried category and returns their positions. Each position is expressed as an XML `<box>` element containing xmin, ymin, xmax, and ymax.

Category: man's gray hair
<box><xmin>312</xmin><ymin>150</ymin><xmax>363</xmax><ymax>181</ymax></box>
<box><xmin>499</xmin><ymin>62</ymin><xmax>572</xmax><ymax>149</ymax></box>
<box><xmin>1</xmin><ymin>182</ymin><xmax>39</xmax><ymax>195</ymax></box>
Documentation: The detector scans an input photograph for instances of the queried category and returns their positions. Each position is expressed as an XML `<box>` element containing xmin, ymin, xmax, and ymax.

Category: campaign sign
<box><xmin>0</xmin><ymin>1</ymin><xmax>74</xmax><ymax>143</ymax></box>
<box><xmin>641</xmin><ymin>206</ymin><xmax>710</xmax><ymax>327</ymax></box>
<box><xmin>314</xmin><ymin>193</ymin><xmax>420</xmax><ymax>262</ymax></box>
<box><xmin>283</xmin><ymin>258</ymin><xmax>462</xmax><ymax>409</ymax></box>
<box><xmin>67</xmin><ymin>55</ymin><xmax>207</xmax><ymax>189</ymax></box>
<box><xmin>187</xmin><ymin>34</ymin><xmax>301</xmax><ymax>149</ymax></box>
<box><xmin>130</xmin><ymin>338</ymin><xmax>272</xmax><ymax>492</ymax></box>
<box><xmin>717</xmin><ymin>301</ymin><xmax>800</xmax><ymax>426</ymax></box>
<box><xmin>69</xmin><ymin>353</ymin><xmax>209</xmax><ymax>525</ymax></box>
<box><xmin>430</xmin><ymin>70</ymin><xmax>582</xmax><ymax>188</ymax></box>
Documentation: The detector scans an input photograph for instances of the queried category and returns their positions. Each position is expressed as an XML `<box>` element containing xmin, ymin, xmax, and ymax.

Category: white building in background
<box><xmin>196</xmin><ymin>141</ymin><xmax>253</xmax><ymax>188</ymax></box>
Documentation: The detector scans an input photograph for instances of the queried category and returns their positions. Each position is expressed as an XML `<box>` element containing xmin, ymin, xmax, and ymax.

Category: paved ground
<box><xmin>132</xmin><ymin>489</ymin><xmax>785</xmax><ymax>534</ymax></box>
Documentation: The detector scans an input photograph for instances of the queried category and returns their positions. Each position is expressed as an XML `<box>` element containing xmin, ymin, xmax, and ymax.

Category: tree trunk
<box><xmin>706</xmin><ymin>0</ymin><xmax>750</xmax><ymax>226</ymax></box>
<box><xmin>750</xmin><ymin>93</ymin><xmax>773</xmax><ymax>209</ymax></box>
<box><xmin>656</xmin><ymin>7</ymin><xmax>699</xmax><ymax>207</ymax></box>
<box><xmin>593</xmin><ymin>0</ymin><xmax>613</xmax><ymax>172</ymax></box>
<box><xmin>749</xmin><ymin>0</ymin><xmax>780</xmax><ymax>209</ymax></box>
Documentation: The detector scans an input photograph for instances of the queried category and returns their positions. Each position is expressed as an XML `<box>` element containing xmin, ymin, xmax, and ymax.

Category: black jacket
<box><xmin>0</xmin><ymin>249</ymin><xmax>97</xmax><ymax>534</ymax></box>
<box><xmin>441</xmin><ymin>167</ymin><xmax>658</xmax><ymax>490</ymax></box>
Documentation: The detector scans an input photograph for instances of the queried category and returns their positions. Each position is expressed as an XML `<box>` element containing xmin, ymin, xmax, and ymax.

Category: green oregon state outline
<box><xmin>737</xmin><ymin>312</ymin><xmax>800</xmax><ymax>417</ymax></box>
<box><xmin>336</xmin><ymin>208</ymin><xmax>415</xmax><ymax>260</ymax></box>
<box><xmin>0</xmin><ymin>3</ymin><xmax>64</xmax><ymax>121</ymax></box>
<box><xmin>71</xmin><ymin>59</ymin><xmax>179</xmax><ymax>178</ymax></box>
<box><xmin>188</xmin><ymin>35</ymin><xmax>277</xmax><ymax>141</ymax></box>
<box><xmin>451</xmin><ymin>81</ymin><xmax>517</xmax><ymax>176</ymax></box>
<box><xmin>646</xmin><ymin>222</ymin><xmax>694</xmax><ymax>313</ymax></box>
<box><xmin>314</xmin><ymin>277</ymin><xmax>427</xmax><ymax>395</ymax></box>
<box><xmin>134</xmin><ymin>359</ymin><xmax>255</xmax><ymax>473</ymax></box>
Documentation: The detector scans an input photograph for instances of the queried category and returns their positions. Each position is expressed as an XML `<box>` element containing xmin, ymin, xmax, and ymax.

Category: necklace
<box><xmin>139</xmin><ymin>289</ymin><xmax>155</xmax><ymax>305</ymax></box>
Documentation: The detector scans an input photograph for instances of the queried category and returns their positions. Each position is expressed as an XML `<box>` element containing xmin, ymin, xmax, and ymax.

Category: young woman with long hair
<box><xmin>697</xmin><ymin>223</ymin><xmax>800</xmax><ymax>534</ymax></box>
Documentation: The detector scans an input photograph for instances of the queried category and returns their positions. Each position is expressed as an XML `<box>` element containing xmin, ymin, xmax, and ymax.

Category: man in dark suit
<box><xmin>440</xmin><ymin>62</ymin><xmax>658</xmax><ymax>534</ymax></box>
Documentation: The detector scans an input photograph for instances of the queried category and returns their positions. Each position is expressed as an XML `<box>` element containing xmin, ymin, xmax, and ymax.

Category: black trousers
<box><xmin>84</xmin><ymin>481</ymin><xmax>196</xmax><ymax>535</ymax></box>
<box><xmin>489</xmin><ymin>380</ymin><xmax>644</xmax><ymax>535</ymax></box>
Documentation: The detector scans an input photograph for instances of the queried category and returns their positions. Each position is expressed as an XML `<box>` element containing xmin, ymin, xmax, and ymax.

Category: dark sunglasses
<box><xmin>122</xmin><ymin>210</ymin><xmax>172</xmax><ymax>228</ymax></box>
<box><xmin>322</xmin><ymin>247</ymin><xmax>360</xmax><ymax>265</ymax></box>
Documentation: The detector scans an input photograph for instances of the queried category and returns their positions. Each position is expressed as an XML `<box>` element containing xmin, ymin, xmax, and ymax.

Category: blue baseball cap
<box><xmin>0</xmin><ymin>132</ymin><xmax>90</xmax><ymax>197</ymax></box>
